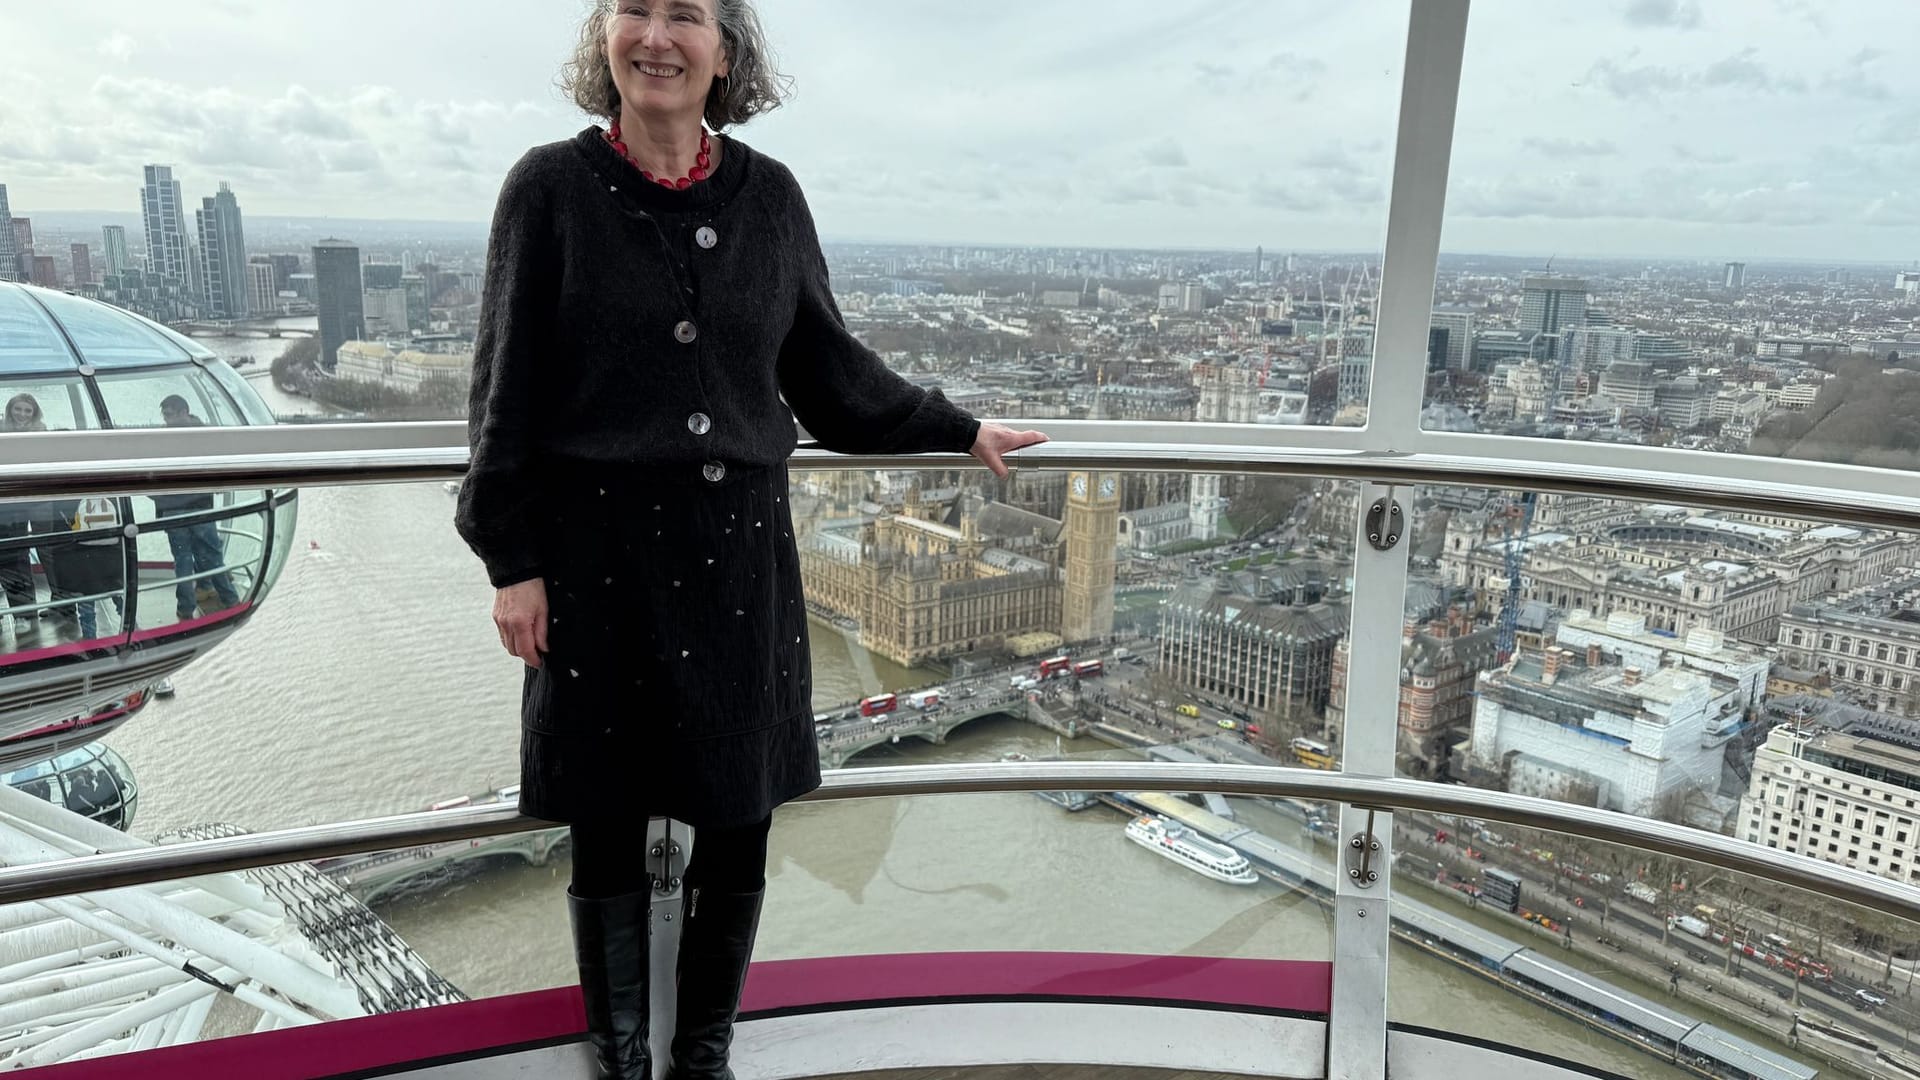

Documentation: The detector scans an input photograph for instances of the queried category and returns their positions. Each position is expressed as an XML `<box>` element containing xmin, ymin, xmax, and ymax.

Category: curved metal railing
<box><xmin>4</xmin><ymin>762</ymin><xmax>1919</xmax><ymax>927</ymax></box>
<box><xmin>0</xmin><ymin>431</ymin><xmax>1916</xmax><ymax>925</ymax></box>
<box><xmin>1</xmin><ymin>425</ymin><xmax>1919</xmax><ymax>532</ymax></box>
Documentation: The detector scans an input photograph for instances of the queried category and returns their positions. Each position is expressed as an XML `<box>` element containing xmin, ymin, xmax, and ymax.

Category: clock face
<box><xmin>1099</xmin><ymin>476</ymin><xmax>1117</xmax><ymax>498</ymax></box>
<box><xmin>1072</xmin><ymin>475</ymin><xmax>1088</xmax><ymax>497</ymax></box>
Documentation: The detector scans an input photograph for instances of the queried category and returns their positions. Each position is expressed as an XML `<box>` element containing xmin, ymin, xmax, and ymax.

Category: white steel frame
<box><xmin>4</xmin><ymin>2</ymin><xmax>1919</xmax><ymax>1076</ymax></box>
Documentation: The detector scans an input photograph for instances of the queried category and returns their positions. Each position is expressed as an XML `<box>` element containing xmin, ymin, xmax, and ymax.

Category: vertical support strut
<box><xmin>1325</xmin><ymin>0</ymin><xmax>1470</xmax><ymax>1072</ymax></box>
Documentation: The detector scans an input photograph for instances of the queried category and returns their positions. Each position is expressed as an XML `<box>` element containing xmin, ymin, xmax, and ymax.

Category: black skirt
<box><xmin>518</xmin><ymin>462</ymin><xmax>820</xmax><ymax>828</ymax></box>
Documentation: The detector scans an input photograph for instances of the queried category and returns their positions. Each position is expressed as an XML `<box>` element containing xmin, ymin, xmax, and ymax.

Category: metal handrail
<box><xmin>3</xmin><ymin>438</ymin><xmax>1920</xmax><ymax>533</ymax></box>
<box><xmin>5</xmin><ymin>762</ymin><xmax>1920</xmax><ymax>926</ymax></box>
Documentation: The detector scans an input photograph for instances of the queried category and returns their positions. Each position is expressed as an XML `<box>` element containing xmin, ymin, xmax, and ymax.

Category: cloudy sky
<box><xmin>3</xmin><ymin>0</ymin><xmax>1916</xmax><ymax>260</ymax></box>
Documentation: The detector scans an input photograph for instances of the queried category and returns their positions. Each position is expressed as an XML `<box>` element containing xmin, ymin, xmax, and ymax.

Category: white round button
<box><xmin>695</xmin><ymin>226</ymin><xmax>718</xmax><ymax>249</ymax></box>
<box><xmin>703</xmin><ymin>462</ymin><xmax>727</xmax><ymax>483</ymax></box>
<box><xmin>674</xmin><ymin>321</ymin><xmax>698</xmax><ymax>344</ymax></box>
<box><xmin>688</xmin><ymin>413</ymin><xmax>712</xmax><ymax>435</ymax></box>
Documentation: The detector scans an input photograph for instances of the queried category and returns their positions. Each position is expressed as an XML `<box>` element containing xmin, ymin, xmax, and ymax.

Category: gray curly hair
<box><xmin>560</xmin><ymin>0</ymin><xmax>790</xmax><ymax>130</ymax></box>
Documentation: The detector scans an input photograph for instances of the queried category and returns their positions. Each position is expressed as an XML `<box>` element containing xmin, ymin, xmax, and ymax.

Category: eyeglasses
<box><xmin>613</xmin><ymin>4</ymin><xmax>717</xmax><ymax>39</ymax></box>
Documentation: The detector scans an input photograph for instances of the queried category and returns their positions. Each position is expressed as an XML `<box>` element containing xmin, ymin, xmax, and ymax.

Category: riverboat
<box><xmin>1124</xmin><ymin>814</ymin><xmax>1259</xmax><ymax>885</ymax></box>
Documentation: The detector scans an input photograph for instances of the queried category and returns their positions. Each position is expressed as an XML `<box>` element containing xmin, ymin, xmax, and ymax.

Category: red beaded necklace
<box><xmin>605</xmin><ymin>121</ymin><xmax>711</xmax><ymax>190</ymax></box>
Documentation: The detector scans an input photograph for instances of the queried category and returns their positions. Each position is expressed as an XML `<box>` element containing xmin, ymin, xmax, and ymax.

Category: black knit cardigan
<box><xmin>456</xmin><ymin>128</ymin><xmax>981</xmax><ymax>586</ymax></box>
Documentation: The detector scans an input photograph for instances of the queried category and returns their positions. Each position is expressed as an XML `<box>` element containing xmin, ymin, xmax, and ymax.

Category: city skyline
<box><xmin>2</xmin><ymin>1</ymin><xmax>1918</xmax><ymax>260</ymax></box>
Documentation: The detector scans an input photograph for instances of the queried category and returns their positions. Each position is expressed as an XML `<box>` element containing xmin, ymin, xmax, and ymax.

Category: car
<box><xmin>959</xmin><ymin>687</ymin><xmax>977</xmax><ymax>698</ymax></box>
<box><xmin>1855</xmin><ymin>988</ymin><xmax>1888</xmax><ymax>1008</ymax></box>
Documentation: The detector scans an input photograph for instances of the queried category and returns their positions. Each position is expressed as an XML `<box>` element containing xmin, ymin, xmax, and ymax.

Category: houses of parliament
<box><xmin>797</xmin><ymin>470</ymin><xmax>1124</xmax><ymax>666</ymax></box>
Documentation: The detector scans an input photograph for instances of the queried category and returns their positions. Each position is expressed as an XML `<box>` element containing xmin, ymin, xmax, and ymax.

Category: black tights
<box><xmin>570</xmin><ymin>815</ymin><xmax>771</xmax><ymax>900</ymax></box>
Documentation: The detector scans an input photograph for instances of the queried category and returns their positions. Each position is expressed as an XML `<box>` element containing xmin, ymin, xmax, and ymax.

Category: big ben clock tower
<box><xmin>1062</xmin><ymin>470</ymin><xmax>1119</xmax><ymax>643</ymax></box>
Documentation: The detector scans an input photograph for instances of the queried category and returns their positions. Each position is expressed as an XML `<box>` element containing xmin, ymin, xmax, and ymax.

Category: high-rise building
<box><xmin>1518</xmin><ymin>274</ymin><xmax>1588</xmax><ymax>336</ymax></box>
<box><xmin>195</xmin><ymin>182</ymin><xmax>249</xmax><ymax>318</ymax></box>
<box><xmin>269</xmin><ymin>254</ymin><xmax>301</xmax><ymax>291</ymax></box>
<box><xmin>246</xmin><ymin>259</ymin><xmax>278</xmax><ymax>315</ymax></box>
<box><xmin>141</xmin><ymin>165</ymin><xmax>192</xmax><ymax>286</ymax></box>
<box><xmin>29</xmin><ymin>255</ymin><xmax>57</xmax><ymax>287</ymax></box>
<box><xmin>362</xmin><ymin>287</ymin><xmax>410</xmax><ymax>338</ymax></box>
<box><xmin>11</xmin><ymin>218</ymin><xmax>35</xmax><ymax>282</ymax></box>
<box><xmin>312</xmin><ymin>239</ymin><xmax>365</xmax><ymax>371</ymax></box>
<box><xmin>1429</xmin><ymin>306</ymin><xmax>1475</xmax><ymax>372</ymax></box>
<box><xmin>70</xmin><ymin>243</ymin><xmax>91</xmax><ymax>287</ymax></box>
<box><xmin>185</xmin><ymin>238</ymin><xmax>206</xmax><ymax>306</ymax></box>
<box><xmin>101</xmin><ymin>225</ymin><xmax>129</xmax><ymax>275</ymax></box>
<box><xmin>1723</xmin><ymin>261</ymin><xmax>1746</xmax><ymax>290</ymax></box>
<box><xmin>362</xmin><ymin>262</ymin><xmax>403</xmax><ymax>290</ymax></box>
<box><xmin>401</xmin><ymin>273</ymin><xmax>430</xmax><ymax>332</ymax></box>
<box><xmin>0</xmin><ymin>185</ymin><xmax>17</xmax><ymax>281</ymax></box>
<box><xmin>1254</xmin><ymin>245</ymin><xmax>1263</xmax><ymax>281</ymax></box>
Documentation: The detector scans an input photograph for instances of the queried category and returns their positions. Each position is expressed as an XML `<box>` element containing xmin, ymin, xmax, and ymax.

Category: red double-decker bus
<box><xmin>1037</xmin><ymin>656</ymin><xmax>1072</xmax><ymax>679</ymax></box>
<box><xmin>1072</xmin><ymin>659</ymin><xmax>1104</xmax><ymax>678</ymax></box>
<box><xmin>859</xmin><ymin>693</ymin><xmax>898</xmax><ymax>716</ymax></box>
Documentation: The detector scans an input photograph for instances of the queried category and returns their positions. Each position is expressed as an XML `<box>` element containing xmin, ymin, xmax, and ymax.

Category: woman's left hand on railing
<box><xmin>970</xmin><ymin>423</ymin><xmax>1049</xmax><ymax>479</ymax></box>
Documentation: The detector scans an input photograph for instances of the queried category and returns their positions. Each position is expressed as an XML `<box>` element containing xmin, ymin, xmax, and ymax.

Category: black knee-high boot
<box><xmin>665</xmin><ymin>886</ymin><xmax>763</xmax><ymax>1080</ymax></box>
<box><xmin>569</xmin><ymin>889</ymin><xmax>652</xmax><ymax>1079</ymax></box>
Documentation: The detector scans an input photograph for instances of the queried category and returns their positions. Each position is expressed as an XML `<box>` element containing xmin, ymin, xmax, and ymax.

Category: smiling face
<box><xmin>606</xmin><ymin>0</ymin><xmax>728</xmax><ymax>126</ymax></box>
<box><xmin>5</xmin><ymin>397</ymin><xmax>38</xmax><ymax>429</ymax></box>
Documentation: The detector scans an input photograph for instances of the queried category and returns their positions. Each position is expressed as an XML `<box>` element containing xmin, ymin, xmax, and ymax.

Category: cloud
<box><xmin>1453</xmin><ymin>170</ymin><xmax>1849</xmax><ymax>228</ymax></box>
<box><xmin>1700</xmin><ymin>48</ymin><xmax>1806</xmax><ymax>93</ymax></box>
<box><xmin>1623</xmin><ymin>0</ymin><xmax>1701</xmax><ymax>28</ymax></box>
<box><xmin>1857</xmin><ymin>108</ymin><xmax>1920</xmax><ymax>146</ymax></box>
<box><xmin>1521</xmin><ymin>137</ymin><xmax>1618</xmax><ymax>158</ymax></box>
<box><xmin>1299</xmin><ymin>147</ymin><xmax>1369</xmax><ymax>180</ymax></box>
<box><xmin>1583</xmin><ymin>58</ymin><xmax>1686</xmax><ymax>98</ymax></box>
<box><xmin>1248</xmin><ymin>182</ymin><xmax>1329</xmax><ymax>214</ymax></box>
<box><xmin>97</xmin><ymin>33</ymin><xmax>136</xmax><ymax>62</ymax></box>
<box><xmin>1584</xmin><ymin>49</ymin><xmax>1808</xmax><ymax>99</ymax></box>
<box><xmin>1671</xmin><ymin>145</ymin><xmax>1737</xmax><ymax>165</ymax></box>
<box><xmin>267</xmin><ymin>86</ymin><xmax>358</xmax><ymax>141</ymax></box>
<box><xmin>1820</xmin><ymin>72</ymin><xmax>1891</xmax><ymax>101</ymax></box>
<box><xmin>1264</xmin><ymin>52</ymin><xmax>1330</xmax><ymax>78</ymax></box>
<box><xmin>1862</xmin><ymin>191</ymin><xmax>1920</xmax><ymax>227</ymax></box>
<box><xmin>1141</xmin><ymin>138</ymin><xmax>1187</xmax><ymax>168</ymax></box>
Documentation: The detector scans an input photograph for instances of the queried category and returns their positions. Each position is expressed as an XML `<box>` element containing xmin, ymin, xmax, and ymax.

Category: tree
<box><xmin>1229</xmin><ymin>477</ymin><xmax>1311</xmax><ymax>537</ymax></box>
<box><xmin>271</xmin><ymin>336</ymin><xmax>321</xmax><ymax>394</ymax></box>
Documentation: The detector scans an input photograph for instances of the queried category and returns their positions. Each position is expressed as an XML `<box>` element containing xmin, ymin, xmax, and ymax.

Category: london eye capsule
<box><xmin>0</xmin><ymin>282</ymin><xmax>297</xmax><ymax>767</ymax></box>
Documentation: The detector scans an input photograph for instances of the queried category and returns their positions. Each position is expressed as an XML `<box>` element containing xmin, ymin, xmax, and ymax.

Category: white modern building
<box><xmin>334</xmin><ymin>341</ymin><xmax>471</xmax><ymax>395</ymax></box>
<box><xmin>1741</xmin><ymin>724</ymin><xmax>1920</xmax><ymax>884</ymax></box>
<box><xmin>1555</xmin><ymin>611</ymin><xmax>1769</xmax><ymax>711</ymax></box>
<box><xmin>1470</xmin><ymin>639</ymin><xmax>1742</xmax><ymax>816</ymax></box>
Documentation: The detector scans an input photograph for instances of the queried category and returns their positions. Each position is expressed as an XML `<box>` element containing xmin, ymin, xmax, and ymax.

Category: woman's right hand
<box><xmin>494</xmin><ymin>578</ymin><xmax>549</xmax><ymax>668</ymax></box>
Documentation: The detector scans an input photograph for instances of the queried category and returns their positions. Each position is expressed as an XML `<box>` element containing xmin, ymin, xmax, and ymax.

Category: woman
<box><xmin>1</xmin><ymin>394</ymin><xmax>50</xmax><ymax>627</ymax></box>
<box><xmin>454</xmin><ymin>3</ymin><xmax>1045</xmax><ymax>1078</ymax></box>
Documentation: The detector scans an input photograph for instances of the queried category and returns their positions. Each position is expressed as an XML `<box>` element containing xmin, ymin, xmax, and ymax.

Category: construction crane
<box><xmin>1495</xmin><ymin>490</ymin><xmax>1540</xmax><ymax>662</ymax></box>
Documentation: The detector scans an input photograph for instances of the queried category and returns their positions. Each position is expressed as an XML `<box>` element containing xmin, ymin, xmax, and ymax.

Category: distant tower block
<box><xmin>1190</xmin><ymin>473</ymin><xmax>1223</xmax><ymax>542</ymax></box>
